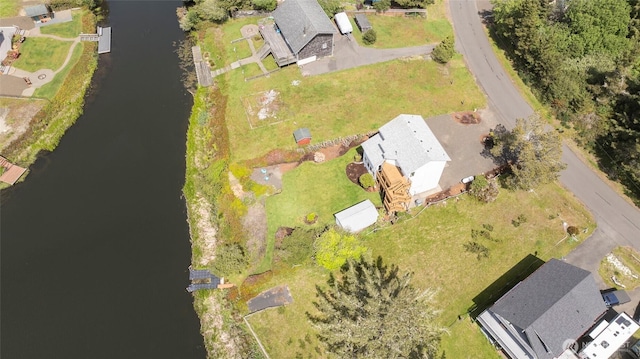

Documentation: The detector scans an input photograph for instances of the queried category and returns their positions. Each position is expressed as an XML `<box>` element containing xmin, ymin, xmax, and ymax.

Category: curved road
<box><xmin>449</xmin><ymin>0</ymin><xmax>640</xmax><ymax>279</ymax></box>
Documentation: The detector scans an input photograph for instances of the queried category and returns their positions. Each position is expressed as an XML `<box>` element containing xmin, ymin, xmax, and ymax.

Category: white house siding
<box><xmin>408</xmin><ymin>160</ymin><xmax>447</xmax><ymax>195</ymax></box>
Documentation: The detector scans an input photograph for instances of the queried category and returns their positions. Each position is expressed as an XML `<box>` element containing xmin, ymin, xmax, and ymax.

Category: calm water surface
<box><xmin>1</xmin><ymin>1</ymin><xmax>205</xmax><ymax>357</ymax></box>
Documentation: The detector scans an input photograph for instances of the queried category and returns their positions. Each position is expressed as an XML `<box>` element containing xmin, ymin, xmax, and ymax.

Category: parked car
<box><xmin>602</xmin><ymin>289</ymin><xmax>631</xmax><ymax>307</ymax></box>
<box><xmin>461</xmin><ymin>175</ymin><xmax>475</xmax><ymax>184</ymax></box>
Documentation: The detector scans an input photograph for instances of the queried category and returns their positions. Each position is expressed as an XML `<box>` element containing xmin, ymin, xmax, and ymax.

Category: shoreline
<box><xmin>0</xmin><ymin>9</ymin><xmax>99</xmax><ymax>187</ymax></box>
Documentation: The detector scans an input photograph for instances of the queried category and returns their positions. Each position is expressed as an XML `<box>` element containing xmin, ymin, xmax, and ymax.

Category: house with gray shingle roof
<box><xmin>477</xmin><ymin>259</ymin><xmax>608</xmax><ymax>359</ymax></box>
<box><xmin>362</xmin><ymin>114</ymin><xmax>451</xmax><ymax>196</ymax></box>
<box><xmin>271</xmin><ymin>0</ymin><xmax>336</xmax><ymax>62</ymax></box>
<box><xmin>24</xmin><ymin>4</ymin><xmax>51</xmax><ymax>23</ymax></box>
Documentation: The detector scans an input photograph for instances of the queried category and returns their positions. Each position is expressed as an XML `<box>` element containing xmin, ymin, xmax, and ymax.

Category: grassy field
<box><xmin>34</xmin><ymin>42</ymin><xmax>84</xmax><ymax>99</ymax></box>
<box><xmin>40</xmin><ymin>10</ymin><xmax>83</xmax><ymax>38</ymax></box>
<box><xmin>222</xmin><ymin>53</ymin><xmax>484</xmax><ymax>162</ymax></box>
<box><xmin>351</xmin><ymin>11</ymin><xmax>452</xmax><ymax>48</ymax></box>
<box><xmin>12</xmin><ymin>37</ymin><xmax>73</xmax><ymax>72</ymax></box>
<box><xmin>246</xmin><ymin>181</ymin><xmax>595</xmax><ymax>358</ymax></box>
<box><xmin>0</xmin><ymin>0</ymin><xmax>19</xmax><ymax>17</ymax></box>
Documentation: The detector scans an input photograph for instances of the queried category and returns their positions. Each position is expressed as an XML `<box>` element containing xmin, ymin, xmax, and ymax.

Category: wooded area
<box><xmin>491</xmin><ymin>0</ymin><xmax>640</xmax><ymax>203</ymax></box>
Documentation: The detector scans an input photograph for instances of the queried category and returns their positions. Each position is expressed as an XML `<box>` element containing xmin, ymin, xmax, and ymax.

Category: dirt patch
<box><xmin>243</xmin><ymin>200</ymin><xmax>267</xmax><ymax>262</ymax></box>
<box><xmin>242</xmin><ymin>90</ymin><xmax>291</xmax><ymax>129</ymax></box>
<box><xmin>0</xmin><ymin>98</ymin><xmax>46</xmax><ymax>152</ymax></box>
<box><xmin>346</xmin><ymin>162</ymin><xmax>368</xmax><ymax>185</ymax></box>
<box><xmin>318</xmin><ymin>143</ymin><xmax>350</xmax><ymax>161</ymax></box>
<box><xmin>274</xmin><ymin>226</ymin><xmax>294</xmax><ymax>248</ymax></box>
<box><xmin>193</xmin><ymin>194</ymin><xmax>219</xmax><ymax>267</ymax></box>
<box><xmin>453</xmin><ymin>111</ymin><xmax>481</xmax><ymax>125</ymax></box>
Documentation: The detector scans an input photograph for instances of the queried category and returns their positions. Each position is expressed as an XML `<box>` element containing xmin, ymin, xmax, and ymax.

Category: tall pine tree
<box><xmin>308</xmin><ymin>257</ymin><xmax>446</xmax><ymax>358</ymax></box>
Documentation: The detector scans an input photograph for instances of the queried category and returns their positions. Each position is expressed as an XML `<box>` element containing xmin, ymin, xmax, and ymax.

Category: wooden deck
<box><xmin>0</xmin><ymin>156</ymin><xmax>27</xmax><ymax>185</ymax></box>
<box><xmin>258</xmin><ymin>23</ymin><xmax>296</xmax><ymax>67</ymax></box>
<box><xmin>192</xmin><ymin>46</ymin><xmax>213</xmax><ymax>87</ymax></box>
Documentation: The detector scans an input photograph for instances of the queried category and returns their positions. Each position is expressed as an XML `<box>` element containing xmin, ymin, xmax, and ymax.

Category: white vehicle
<box><xmin>461</xmin><ymin>175</ymin><xmax>475</xmax><ymax>184</ymax></box>
<box><xmin>335</xmin><ymin>12</ymin><xmax>353</xmax><ymax>35</ymax></box>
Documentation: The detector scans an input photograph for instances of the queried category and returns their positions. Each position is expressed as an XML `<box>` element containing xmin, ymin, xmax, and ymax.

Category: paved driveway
<box><xmin>301</xmin><ymin>35</ymin><xmax>436</xmax><ymax>76</ymax></box>
<box><xmin>449</xmin><ymin>0</ymin><xmax>640</xmax><ymax>297</ymax></box>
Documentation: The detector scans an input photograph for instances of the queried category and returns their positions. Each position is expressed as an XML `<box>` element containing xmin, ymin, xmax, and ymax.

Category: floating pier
<box><xmin>80</xmin><ymin>26</ymin><xmax>111</xmax><ymax>54</ymax></box>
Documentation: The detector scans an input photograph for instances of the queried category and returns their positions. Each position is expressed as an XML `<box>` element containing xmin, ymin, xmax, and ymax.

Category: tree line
<box><xmin>491</xmin><ymin>0</ymin><xmax>640</xmax><ymax>203</ymax></box>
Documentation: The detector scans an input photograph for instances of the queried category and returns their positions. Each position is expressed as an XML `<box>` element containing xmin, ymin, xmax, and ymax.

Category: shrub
<box><xmin>211</xmin><ymin>243</ymin><xmax>248</xmax><ymax>276</ymax></box>
<box><xmin>252</xmin><ymin>0</ymin><xmax>276</xmax><ymax>11</ymax></box>
<box><xmin>354</xmin><ymin>153</ymin><xmax>362</xmax><ymax>162</ymax></box>
<box><xmin>359</xmin><ymin>173</ymin><xmax>375</xmax><ymax>189</ymax></box>
<box><xmin>314</xmin><ymin>228</ymin><xmax>367</xmax><ymax>270</ymax></box>
<box><xmin>469</xmin><ymin>175</ymin><xmax>500</xmax><ymax>203</ymax></box>
<box><xmin>277</xmin><ymin>227</ymin><xmax>316</xmax><ymax>265</ymax></box>
<box><xmin>363</xmin><ymin>29</ymin><xmax>377</xmax><ymax>45</ymax></box>
<box><xmin>567</xmin><ymin>226</ymin><xmax>580</xmax><ymax>236</ymax></box>
<box><xmin>512</xmin><ymin>214</ymin><xmax>528</xmax><ymax>227</ymax></box>
<box><xmin>305</xmin><ymin>212</ymin><xmax>318</xmax><ymax>224</ymax></box>
<box><xmin>463</xmin><ymin>241</ymin><xmax>489</xmax><ymax>260</ymax></box>
<box><xmin>431</xmin><ymin>36</ymin><xmax>455</xmax><ymax>64</ymax></box>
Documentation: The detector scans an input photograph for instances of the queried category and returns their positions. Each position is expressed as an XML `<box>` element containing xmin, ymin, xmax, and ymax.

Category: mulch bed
<box><xmin>346</xmin><ymin>162</ymin><xmax>368</xmax><ymax>185</ymax></box>
<box><xmin>453</xmin><ymin>111</ymin><xmax>481</xmax><ymax>125</ymax></box>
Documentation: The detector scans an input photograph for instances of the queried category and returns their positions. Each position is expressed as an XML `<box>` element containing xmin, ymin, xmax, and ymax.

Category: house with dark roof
<box><xmin>24</xmin><ymin>4</ymin><xmax>51</xmax><ymax>23</ymax></box>
<box><xmin>260</xmin><ymin>0</ymin><xmax>335</xmax><ymax>66</ymax></box>
<box><xmin>477</xmin><ymin>259</ymin><xmax>608</xmax><ymax>359</ymax></box>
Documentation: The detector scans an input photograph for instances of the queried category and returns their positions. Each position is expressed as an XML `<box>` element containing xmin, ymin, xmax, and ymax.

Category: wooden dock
<box><xmin>192</xmin><ymin>46</ymin><xmax>213</xmax><ymax>87</ymax></box>
<box><xmin>0</xmin><ymin>156</ymin><xmax>27</xmax><ymax>185</ymax></box>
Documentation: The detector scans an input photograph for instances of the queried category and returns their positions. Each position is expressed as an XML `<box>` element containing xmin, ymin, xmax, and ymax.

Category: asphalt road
<box><xmin>449</xmin><ymin>0</ymin><xmax>640</xmax><ymax>279</ymax></box>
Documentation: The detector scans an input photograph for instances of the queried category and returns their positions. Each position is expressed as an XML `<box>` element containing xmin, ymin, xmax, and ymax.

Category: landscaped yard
<box><xmin>259</xmin><ymin>147</ymin><xmax>382</xmax><ymax>271</ymax></box>
<box><xmin>12</xmin><ymin>37</ymin><xmax>72</xmax><ymax>72</ymax></box>
<box><xmin>599</xmin><ymin>246</ymin><xmax>640</xmax><ymax>290</ymax></box>
<box><xmin>40</xmin><ymin>10</ymin><xmax>83</xmax><ymax>38</ymax></box>
<box><xmin>34</xmin><ymin>42</ymin><xmax>84</xmax><ymax>99</ymax></box>
<box><xmin>247</xmin><ymin>180</ymin><xmax>595</xmax><ymax>358</ymax></box>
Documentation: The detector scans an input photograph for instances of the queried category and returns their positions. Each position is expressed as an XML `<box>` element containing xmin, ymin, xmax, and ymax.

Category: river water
<box><xmin>1</xmin><ymin>2</ymin><xmax>205</xmax><ymax>357</ymax></box>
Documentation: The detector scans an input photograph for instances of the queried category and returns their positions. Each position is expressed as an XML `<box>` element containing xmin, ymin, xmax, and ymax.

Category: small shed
<box><xmin>335</xmin><ymin>200</ymin><xmax>379</xmax><ymax>233</ymax></box>
<box><xmin>293</xmin><ymin>128</ymin><xmax>311</xmax><ymax>145</ymax></box>
<box><xmin>355</xmin><ymin>13</ymin><xmax>372</xmax><ymax>33</ymax></box>
<box><xmin>335</xmin><ymin>12</ymin><xmax>353</xmax><ymax>35</ymax></box>
<box><xmin>24</xmin><ymin>4</ymin><xmax>51</xmax><ymax>23</ymax></box>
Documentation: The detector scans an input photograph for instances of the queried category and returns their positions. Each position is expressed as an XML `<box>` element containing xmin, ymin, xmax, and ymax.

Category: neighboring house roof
<box><xmin>24</xmin><ymin>4</ymin><xmax>49</xmax><ymax>17</ymax></box>
<box><xmin>272</xmin><ymin>0</ymin><xmax>336</xmax><ymax>54</ymax></box>
<box><xmin>335</xmin><ymin>200</ymin><xmax>378</xmax><ymax>233</ymax></box>
<box><xmin>483</xmin><ymin>259</ymin><xmax>607</xmax><ymax>359</ymax></box>
<box><xmin>362</xmin><ymin>114</ymin><xmax>450</xmax><ymax>176</ymax></box>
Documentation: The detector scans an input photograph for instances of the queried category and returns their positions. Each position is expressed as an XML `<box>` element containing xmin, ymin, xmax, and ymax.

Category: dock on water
<box><xmin>80</xmin><ymin>26</ymin><xmax>111</xmax><ymax>54</ymax></box>
<box><xmin>0</xmin><ymin>156</ymin><xmax>27</xmax><ymax>185</ymax></box>
<box><xmin>192</xmin><ymin>46</ymin><xmax>213</xmax><ymax>87</ymax></box>
<box><xmin>98</xmin><ymin>26</ymin><xmax>111</xmax><ymax>54</ymax></box>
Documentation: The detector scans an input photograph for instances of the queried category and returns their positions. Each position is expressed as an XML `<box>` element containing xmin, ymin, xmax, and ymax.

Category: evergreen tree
<box><xmin>490</xmin><ymin>115</ymin><xmax>566</xmax><ymax>190</ymax></box>
<box><xmin>431</xmin><ymin>36</ymin><xmax>455</xmax><ymax>64</ymax></box>
<box><xmin>308</xmin><ymin>257</ymin><xmax>446</xmax><ymax>358</ymax></box>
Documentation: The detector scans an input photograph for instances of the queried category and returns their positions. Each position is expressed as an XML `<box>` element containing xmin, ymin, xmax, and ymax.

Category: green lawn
<box><xmin>34</xmin><ymin>42</ymin><xmax>84</xmax><ymax>99</ymax></box>
<box><xmin>223</xmin><ymin>54</ymin><xmax>484</xmax><ymax>162</ymax></box>
<box><xmin>40</xmin><ymin>10</ymin><xmax>83</xmax><ymax>38</ymax></box>
<box><xmin>248</xmin><ymin>181</ymin><xmax>595</xmax><ymax>358</ymax></box>
<box><xmin>0</xmin><ymin>0</ymin><xmax>19</xmax><ymax>17</ymax></box>
<box><xmin>351</xmin><ymin>13</ymin><xmax>452</xmax><ymax>48</ymax></box>
<box><xmin>257</xmin><ymin>147</ymin><xmax>382</xmax><ymax>272</ymax></box>
<box><xmin>12</xmin><ymin>37</ymin><xmax>73</xmax><ymax>72</ymax></box>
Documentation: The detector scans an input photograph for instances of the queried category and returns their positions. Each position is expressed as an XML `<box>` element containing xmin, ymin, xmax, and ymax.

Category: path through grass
<box><xmin>12</xmin><ymin>37</ymin><xmax>72</xmax><ymax>72</ymax></box>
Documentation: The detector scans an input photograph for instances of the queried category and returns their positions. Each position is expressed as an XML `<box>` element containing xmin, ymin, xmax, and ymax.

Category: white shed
<box><xmin>335</xmin><ymin>200</ymin><xmax>378</xmax><ymax>233</ymax></box>
<box><xmin>334</xmin><ymin>12</ymin><xmax>353</xmax><ymax>35</ymax></box>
